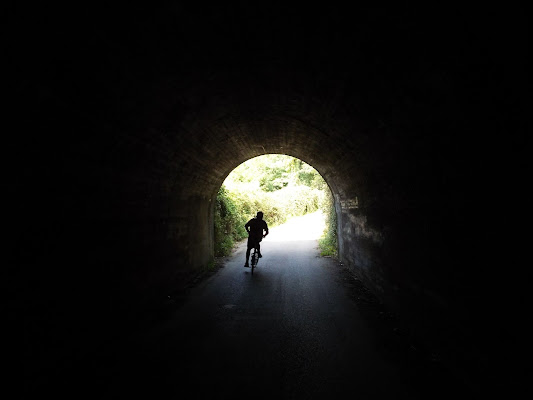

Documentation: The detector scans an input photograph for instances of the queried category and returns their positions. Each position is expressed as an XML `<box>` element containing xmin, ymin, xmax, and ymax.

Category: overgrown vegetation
<box><xmin>318</xmin><ymin>192</ymin><xmax>338</xmax><ymax>257</ymax></box>
<box><xmin>214</xmin><ymin>154</ymin><xmax>337</xmax><ymax>257</ymax></box>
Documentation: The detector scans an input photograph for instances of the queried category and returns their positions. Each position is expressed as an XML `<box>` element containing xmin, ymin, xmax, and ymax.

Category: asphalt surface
<box><xmin>28</xmin><ymin>214</ymin><xmax>472</xmax><ymax>399</ymax></box>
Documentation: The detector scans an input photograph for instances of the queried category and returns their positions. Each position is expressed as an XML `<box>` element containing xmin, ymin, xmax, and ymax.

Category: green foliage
<box><xmin>318</xmin><ymin>190</ymin><xmax>338</xmax><ymax>257</ymax></box>
<box><xmin>214</xmin><ymin>154</ymin><xmax>338</xmax><ymax>257</ymax></box>
<box><xmin>259</xmin><ymin>166</ymin><xmax>289</xmax><ymax>192</ymax></box>
<box><xmin>214</xmin><ymin>186</ymin><xmax>248</xmax><ymax>256</ymax></box>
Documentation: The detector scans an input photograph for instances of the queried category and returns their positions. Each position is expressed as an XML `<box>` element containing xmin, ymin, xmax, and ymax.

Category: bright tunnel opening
<box><xmin>214</xmin><ymin>154</ymin><xmax>337</xmax><ymax>256</ymax></box>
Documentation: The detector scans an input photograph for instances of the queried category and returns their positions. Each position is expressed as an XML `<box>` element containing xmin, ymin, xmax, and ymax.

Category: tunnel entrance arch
<box><xmin>143</xmin><ymin>103</ymin><xmax>374</xmax><ymax>317</ymax></box>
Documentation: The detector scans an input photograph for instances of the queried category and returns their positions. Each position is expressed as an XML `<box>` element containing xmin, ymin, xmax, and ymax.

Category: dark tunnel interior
<box><xmin>9</xmin><ymin>3</ymin><xmax>526</xmax><ymax>396</ymax></box>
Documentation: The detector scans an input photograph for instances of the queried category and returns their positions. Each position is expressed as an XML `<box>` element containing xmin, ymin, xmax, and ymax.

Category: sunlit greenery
<box><xmin>214</xmin><ymin>154</ymin><xmax>337</xmax><ymax>257</ymax></box>
<box><xmin>318</xmin><ymin>192</ymin><xmax>338</xmax><ymax>257</ymax></box>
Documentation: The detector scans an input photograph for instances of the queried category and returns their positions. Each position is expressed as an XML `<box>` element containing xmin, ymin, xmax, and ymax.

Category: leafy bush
<box><xmin>318</xmin><ymin>190</ymin><xmax>338</xmax><ymax>257</ymax></box>
<box><xmin>214</xmin><ymin>186</ymin><xmax>248</xmax><ymax>256</ymax></box>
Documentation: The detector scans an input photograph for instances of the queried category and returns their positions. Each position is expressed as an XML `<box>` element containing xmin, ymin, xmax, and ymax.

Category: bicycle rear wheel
<box><xmin>251</xmin><ymin>252</ymin><xmax>256</xmax><ymax>274</ymax></box>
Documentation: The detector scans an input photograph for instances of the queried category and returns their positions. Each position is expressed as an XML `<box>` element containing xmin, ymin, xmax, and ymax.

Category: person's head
<box><xmin>256</xmin><ymin>211</ymin><xmax>264</xmax><ymax>220</ymax></box>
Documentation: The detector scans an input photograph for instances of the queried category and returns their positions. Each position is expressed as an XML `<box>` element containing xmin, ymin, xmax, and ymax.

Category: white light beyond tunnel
<box><xmin>265</xmin><ymin>211</ymin><xmax>326</xmax><ymax>242</ymax></box>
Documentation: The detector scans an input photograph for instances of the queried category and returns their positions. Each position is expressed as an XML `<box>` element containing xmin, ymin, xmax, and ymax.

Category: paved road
<box><xmin>46</xmin><ymin>214</ymin><xmax>468</xmax><ymax>399</ymax></box>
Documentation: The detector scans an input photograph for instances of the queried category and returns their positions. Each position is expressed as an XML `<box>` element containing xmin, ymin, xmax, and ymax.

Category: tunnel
<box><xmin>12</xmin><ymin>3</ymin><xmax>525</xmax><ymax>396</ymax></box>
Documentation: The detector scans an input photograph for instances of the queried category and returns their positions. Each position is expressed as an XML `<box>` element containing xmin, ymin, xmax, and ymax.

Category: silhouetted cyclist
<box><xmin>244</xmin><ymin>211</ymin><xmax>269</xmax><ymax>268</ymax></box>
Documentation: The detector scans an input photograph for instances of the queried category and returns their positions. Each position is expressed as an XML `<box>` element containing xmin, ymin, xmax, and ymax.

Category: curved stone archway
<box><xmin>130</xmin><ymin>79</ymin><xmax>391</xmax><ymax>302</ymax></box>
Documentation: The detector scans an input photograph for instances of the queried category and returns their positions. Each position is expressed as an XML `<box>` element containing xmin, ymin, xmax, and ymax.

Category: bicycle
<box><xmin>250</xmin><ymin>245</ymin><xmax>259</xmax><ymax>275</ymax></box>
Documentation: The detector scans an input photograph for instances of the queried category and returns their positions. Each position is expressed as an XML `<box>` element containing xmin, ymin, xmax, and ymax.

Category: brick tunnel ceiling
<box><xmin>75</xmin><ymin>4</ymin><xmax>451</xmax><ymax>204</ymax></box>
<box><xmin>165</xmin><ymin>83</ymin><xmax>373</xmax><ymax>200</ymax></box>
<box><xmin>18</xmin><ymin>3</ymin><xmax>522</xmax><ymax>206</ymax></box>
